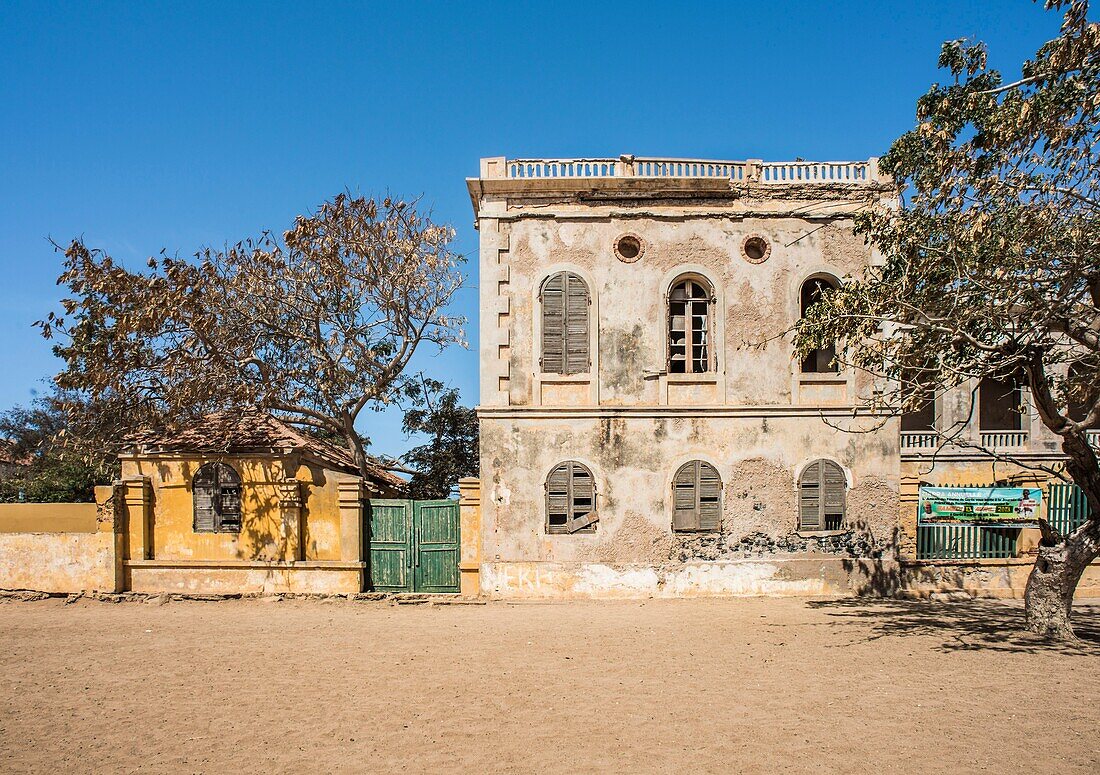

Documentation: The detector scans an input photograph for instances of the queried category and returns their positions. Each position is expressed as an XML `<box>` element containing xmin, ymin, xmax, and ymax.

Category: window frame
<box><xmin>539</xmin><ymin>271</ymin><xmax>591</xmax><ymax>376</ymax></box>
<box><xmin>192</xmin><ymin>461</ymin><xmax>243</xmax><ymax>534</ymax></box>
<box><xmin>545</xmin><ymin>461</ymin><xmax>598</xmax><ymax>535</ymax></box>
<box><xmin>978</xmin><ymin>373</ymin><xmax>1026</xmax><ymax>431</ymax></box>
<box><xmin>667</xmin><ymin>276</ymin><xmax>715</xmax><ymax>375</ymax></box>
<box><xmin>799</xmin><ymin>276</ymin><xmax>840</xmax><ymax>374</ymax></box>
<box><xmin>798</xmin><ymin>459</ymin><xmax>847</xmax><ymax>532</ymax></box>
<box><xmin>671</xmin><ymin>460</ymin><xmax>722</xmax><ymax>533</ymax></box>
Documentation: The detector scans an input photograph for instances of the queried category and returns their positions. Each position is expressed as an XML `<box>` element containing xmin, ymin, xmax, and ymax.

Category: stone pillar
<box><xmin>898</xmin><ymin>470</ymin><xmax>921</xmax><ymax>560</ymax></box>
<box><xmin>279</xmin><ymin>479</ymin><xmax>303</xmax><ymax>562</ymax></box>
<box><xmin>119</xmin><ymin>476</ymin><xmax>152</xmax><ymax>561</ymax></box>
<box><xmin>95</xmin><ymin>483</ymin><xmax>125</xmax><ymax>592</ymax></box>
<box><xmin>337</xmin><ymin>477</ymin><xmax>365</xmax><ymax>571</ymax></box>
<box><xmin>458</xmin><ymin>477</ymin><xmax>482</xmax><ymax>597</ymax></box>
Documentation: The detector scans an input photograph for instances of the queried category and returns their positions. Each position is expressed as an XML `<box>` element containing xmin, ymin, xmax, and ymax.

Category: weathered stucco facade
<box><xmin>468</xmin><ymin>157</ymin><xmax>905</xmax><ymax>597</ymax></box>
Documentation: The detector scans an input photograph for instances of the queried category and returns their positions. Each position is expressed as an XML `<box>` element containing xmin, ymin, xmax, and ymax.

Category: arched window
<box><xmin>672</xmin><ymin>460</ymin><xmax>722</xmax><ymax>532</ymax></box>
<box><xmin>192</xmin><ymin>462</ymin><xmax>242</xmax><ymax>533</ymax></box>
<box><xmin>540</xmin><ymin>272</ymin><xmax>590</xmax><ymax>375</ymax></box>
<box><xmin>979</xmin><ymin>372</ymin><xmax>1024</xmax><ymax>431</ymax></box>
<box><xmin>799</xmin><ymin>460</ymin><xmax>846</xmax><ymax>531</ymax></box>
<box><xmin>900</xmin><ymin>369</ymin><xmax>936</xmax><ymax>432</ymax></box>
<box><xmin>545</xmin><ymin>461</ymin><xmax>597</xmax><ymax>534</ymax></box>
<box><xmin>800</xmin><ymin>277</ymin><xmax>839</xmax><ymax>373</ymax></box>
<box><xmin>1066</xmin><ymin>361</ymin><xmax>1097</xmax><ymax>423</ymax></box>
<box><xmin>668</xmin><ymin>277</ymin><xmax>713</xmax><ymax>374</ymax></box>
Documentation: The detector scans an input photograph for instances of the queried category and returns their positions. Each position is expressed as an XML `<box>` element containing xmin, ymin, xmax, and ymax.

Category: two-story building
<box><xmin>465</xmin><ymin>155</ymin><xmax>1096</xmax><ymax>599</ymax></box>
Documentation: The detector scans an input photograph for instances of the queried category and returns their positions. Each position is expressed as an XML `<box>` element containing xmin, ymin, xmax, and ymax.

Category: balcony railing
<box><xmin>900</xmin><ymin>431</ymin><xmax>938</xmax><ymax>450</ymax></box>
<box><xmin>489</xmin><ymin>156</ymin><xmax>881</xmax><ymax>185</ymax></box>
<box><xmin>1088</xmin><ymin>430</ymin><xmax>1100</xmax><ymax>450</ymax></box>
<box><xmin>979</xmin><ymin>431</ymin><xmax>1029</xmax><ymax>450</ymax></box>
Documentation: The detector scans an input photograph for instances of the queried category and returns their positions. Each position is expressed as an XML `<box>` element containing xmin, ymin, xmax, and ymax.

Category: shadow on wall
<box><xmin>807</xmin><ymin>597</ymin><xmax>1100</xmax><ymax>654</ymax></box>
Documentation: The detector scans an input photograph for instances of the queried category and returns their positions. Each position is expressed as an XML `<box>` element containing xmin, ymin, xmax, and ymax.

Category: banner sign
<box><xmin>918</xmin><ymin>486</ymin><xmax>1041</xmax><ymax>527</ymax></box>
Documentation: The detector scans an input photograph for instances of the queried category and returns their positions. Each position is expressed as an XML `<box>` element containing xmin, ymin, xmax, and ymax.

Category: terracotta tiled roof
<box><xmin>123</xmin><ymin>411</ymin><xmax>406</xmax><ymax>490</ymax></box>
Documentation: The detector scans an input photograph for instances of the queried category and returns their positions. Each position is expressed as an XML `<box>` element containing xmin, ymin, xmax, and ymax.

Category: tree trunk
<box><xmin>1024</xmin><ymin>518</ymin><xmax>1100</xmax><ymax>640</ymax></box>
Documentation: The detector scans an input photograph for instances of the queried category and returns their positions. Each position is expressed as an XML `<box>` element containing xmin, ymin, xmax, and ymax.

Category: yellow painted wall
<box><xmin>297</xmin><ymin>460</ymin><xmax>344</xmax><ymax>561</ymax></box>
<box><xmin>0</xmin><ymin>486</ymin><xmax>122</xmax><ymax>592</ymax></box>
<box><xmin>121</xmin><ymin>454</ymin><xmax>353</xmax><ymax>564</ymax></box>
<box><xmin>0</xmin><ymin>503</ymin><xmax>98</xmax><ymax>533</ymax></box>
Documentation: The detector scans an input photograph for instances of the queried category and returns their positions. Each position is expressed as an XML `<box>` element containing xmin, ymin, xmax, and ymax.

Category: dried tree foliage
<box><xmin>40</xmin><ymin>194</ymin><xmax>465</xmax><ymax>480</ymax></box>
<box><xmin>795</xmin><ymin>0</ymin><xmax>1100</xmax><ymax>639</ymax></box>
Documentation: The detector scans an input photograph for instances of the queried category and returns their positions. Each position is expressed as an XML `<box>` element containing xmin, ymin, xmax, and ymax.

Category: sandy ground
<box><xmin>1</xmin><ymin>596</ymin><xmax>1098</xmax><ymax>774</ymax></box>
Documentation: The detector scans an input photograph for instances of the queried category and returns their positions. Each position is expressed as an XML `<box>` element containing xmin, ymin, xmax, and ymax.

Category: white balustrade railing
<box><xmin>1088</xmin><ymin>430</ymin><xmax>1100</xmax><ymax>450</ymax></box>
<box><xmin>760</xmin><ymin>161</ymin><xmax>871</xmax><ymax>183</ymax></box>
<box><xmin>900</xmin><ymin>431</ymin><xmax>938</xmax><ymax>450</ymax></box>
<box><xmin>980</xmin><ymin>431</ymin><xmax>1029</xmax><ymax>449</ymax></box>
<box><xmin>492</xmin><ymin>156</ymin><xmax>879</xmax><ymax>184</ymax></box>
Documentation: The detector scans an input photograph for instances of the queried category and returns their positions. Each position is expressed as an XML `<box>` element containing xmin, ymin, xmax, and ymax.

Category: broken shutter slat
<box><xmin>546</xmin><ymin>460</ymin><xmax>596</xmax><ymax>534</ymax></box>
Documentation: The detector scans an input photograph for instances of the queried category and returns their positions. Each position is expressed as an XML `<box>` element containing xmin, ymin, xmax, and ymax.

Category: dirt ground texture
<box><xmin>1</xmin><ymin>596</ymin><xmax>1098</xmax><ymax>774</ymax></box>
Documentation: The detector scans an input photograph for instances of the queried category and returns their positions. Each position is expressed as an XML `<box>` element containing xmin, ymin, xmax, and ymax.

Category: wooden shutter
<box><xmin>547</xmin><ymin>461</ymin><xmax>597</xmax><ymax>534</ymax></box>
<box><xmin>821</xmin><ymin>461</ymin><xmax>846</xmax><ymax>529</ymax></box>
<box><xmin>673</xmin><ymin>461</ymin><xmax>722</xmax><ymax>532</ymax></box>
<box><xmin>193</xmin><ymin>464</ymin><xmax>218</xmax><ymax>532</ymax></box>
<box><xmin>567</xmin><ymin>464</ymin><xmax>597</xmax><ymax>533</ymax></box>
<box><xmin>541</xmin><ymin>273</ymin><xmax>566</xmax><ymax>374</ymax></box>
<box><xmin>697</xmin><ymin>462</ymin><xmax>722</xmax><ymax>532</ymax></box>
<box><xmin>672</xmin><ymin>462</ymin><xmax>699</xmax><ymax>531</ymax></box>
<box><xmin>216</xmin><ymin>463</ymin><xmax>242</xmax><ymax>531</ymax></box>
<box><xmin>546</xmin><ymin>463</ymin><xmax>570</xmax><ymax>532</ymax></box>
<box><xmin>799</xmin><ymin>461</ymin><xmax>823</xmax><ymax>530</ymax></box>
<box><xmin>564</xmin><ymin>273</ymin><xmax>590</xmax><ymax>375</ymax></box>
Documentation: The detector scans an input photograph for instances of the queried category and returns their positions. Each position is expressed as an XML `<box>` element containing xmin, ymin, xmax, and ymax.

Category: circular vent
<box><xmin>614</xmin><ymin>233</ymin><xmax>644</xmax><ymax>263</ymax></box>
<box><xmin>741</xmin><ymin>234</ymin><xmax>771</xmax><ymax>264</ymax></box>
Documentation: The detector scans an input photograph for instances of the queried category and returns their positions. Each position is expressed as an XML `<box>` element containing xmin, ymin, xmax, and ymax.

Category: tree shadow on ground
<box><xmin>807</xmin><ymin>598</ymin><xmax>1100</xmax><ymax>655</ymax></box>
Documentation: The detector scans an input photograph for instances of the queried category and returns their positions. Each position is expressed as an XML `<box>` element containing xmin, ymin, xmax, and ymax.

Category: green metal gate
<box><xmin>366</xmin><ymin>499</ymin><xmax>459</xmax><ymax>593</ymax></box>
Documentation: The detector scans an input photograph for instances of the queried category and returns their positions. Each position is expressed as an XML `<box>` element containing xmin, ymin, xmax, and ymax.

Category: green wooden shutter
<box><xmin>821</xmin><ymin>461</ymin><xmax>846</xmax><ymax>530</ymax></box>
<box><xmin>564</xmin><ymin>273</ymin><xmax>590</xmax><ymax>375</ymax></box>
<box><xmin>697</xmin><ymin>462</ymin><xmax>722</xmax><ymax>532</ymax></box>
<box><xmin>799</xmin><ymin>461</ymin><xmax>823</xmax><ymax>530</ymax></box>
<box><xmin>541</xmin><ymin>273</ymin><xmax>566</xmax><ymax>374</ymax></box>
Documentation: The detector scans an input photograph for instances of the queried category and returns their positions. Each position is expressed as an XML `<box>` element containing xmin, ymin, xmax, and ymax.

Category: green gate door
<box><xmin>367</xmin><ymin>499</ymin><xmax>459</xmax><ymax>593</ymax></box>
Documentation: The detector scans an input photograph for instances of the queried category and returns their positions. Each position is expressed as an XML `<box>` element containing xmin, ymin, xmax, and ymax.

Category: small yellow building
<box><xmin>118</xmin><ymin>412</ymin><xmax>405</xmax><ymax>595</ymax></box>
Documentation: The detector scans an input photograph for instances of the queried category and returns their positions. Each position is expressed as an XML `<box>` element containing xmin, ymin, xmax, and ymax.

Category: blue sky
<box><xmin>0</xmin><ymin>1</ymin><xmax>1067</xmax><ymax>458</ymax></box>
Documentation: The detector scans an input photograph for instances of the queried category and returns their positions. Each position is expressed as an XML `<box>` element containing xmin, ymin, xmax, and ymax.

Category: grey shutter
<box><xmin>697</xmin><ymin>462</ymin><xmax>722</xmax><ymax>532</ymax></box>
<box><xmin>821</xmin><ymin>461</ymin><xmax>846</xmax><ymax>529</ymax></box>
<box><xmin>799</xmin><ymin>461</ymin><xmax>823</xmax><ymax>530</ymax></box>
<box><xmin>567</xmin><ymin>463</ymin><xmax>597</xmax><ymax>532</ymax></box>
<box><xmin>541</xmin><ymin>273</ymin><xmax>566</xmax><ymax>374</ymax></box>
<box><xmin>216</xmin><ymin>463</ymin><xmax>242</xmax><ymax>532</ymax></box>
<box><xmin>564</xmin><ymin>273</ymin><xmax>590</xmax><ymax>375</ymax></box>
<box><xmin>672</xmin><ymin>462</ymin><xmax>699</xmax><ymax>531</ymax></box>
<box><xmin>193</xmin><ymin>464</ymin><xmax>218</xmax><ymax>532</ymax></box>
<box><xmin>546</xmin><ymin>463</ymin><xmax>570</xmax><ymax>532</ymax></box>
